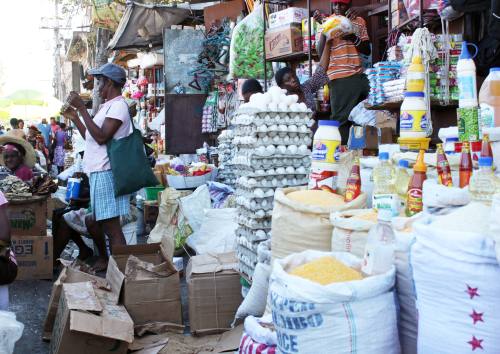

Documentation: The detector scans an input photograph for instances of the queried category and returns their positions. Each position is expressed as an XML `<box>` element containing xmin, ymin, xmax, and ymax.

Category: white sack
<box><xmin>330</xmin><ymin>209</ymin><xmax>377</xmax><ymax>257</ymax></box>
<box><xmin>235</xmin><ymin>263</ymin><xmax>271</xmax><ymax>321</ymax></box>
<box><xmin>180</xmin><ymin>184</ymin><xmax>211</xmax><ymax>232</ymax></box>
<box><xmin>270</xmin><ymin>250</ymin><xmax>399</xmax><ymax>354</ymax></box>
<box><xmin>412</xmin><ymin>204</ymin><xmax>500</xmax><ymax>353</ymax></box>
<box><xmin>186</xmin><ymin>208</ymin><xmax>237</xmax><ymax>255</ymax></box>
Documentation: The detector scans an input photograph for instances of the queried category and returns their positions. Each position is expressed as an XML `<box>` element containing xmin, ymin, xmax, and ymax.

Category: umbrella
<box><xmin>1</xmin><ymin>90</ymin><xmax>63</xmax><ymax>121</ymax></box>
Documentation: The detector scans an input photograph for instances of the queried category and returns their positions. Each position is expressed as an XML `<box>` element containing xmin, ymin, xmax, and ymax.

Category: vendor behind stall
<box><xmin>318</xmin><ymin>0</ymin><xmax>371</xmax><ymax>143</ymax></box>
<box><xmin>274</xmin><ymin>37</ymin><xmax>334</xmax><ymax>112</ymax></box>
<box><xmin>241</xmin><ymin>79</ymin><xmax>263</xmax><ymax>103</ymax></box>
<box><xmin>0</xmin><ymin>136</ymin><xmax>35</xmax><ymax>182</ymax></box>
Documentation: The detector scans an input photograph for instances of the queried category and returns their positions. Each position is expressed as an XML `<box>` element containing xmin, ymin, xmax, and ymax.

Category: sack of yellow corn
<box><xmin>321</xmin><ymin>15</ymin><xmax>353</xmax><ymax>39</ymax></box>
<box><xmin>270</xmin><ymin>250</ymin><xmax>398</xmax><ymax>353</ymax></box>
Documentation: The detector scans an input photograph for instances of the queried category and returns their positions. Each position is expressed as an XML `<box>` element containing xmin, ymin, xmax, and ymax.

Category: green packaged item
<box><xmin>457</xmin><ymin>107</ymin><xmax>479</xmax><ymax>142</ymax></box>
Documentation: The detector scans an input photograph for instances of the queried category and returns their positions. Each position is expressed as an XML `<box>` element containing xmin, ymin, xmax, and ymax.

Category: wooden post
<box><xmin>92</xmin><ymin>28</ymin><xmax>111</xmax><ymax>115</ymax></box>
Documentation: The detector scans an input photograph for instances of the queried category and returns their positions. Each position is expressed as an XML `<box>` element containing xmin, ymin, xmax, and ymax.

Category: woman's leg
<box><xmin>85</xmin><ymin>214</ymin><xmax>109</xmax><ymax>272</ymax></box>
<box><xmin>54</xmin><ymin>217</ymin><xmax>93</xmax><ymax>266</ymax></box>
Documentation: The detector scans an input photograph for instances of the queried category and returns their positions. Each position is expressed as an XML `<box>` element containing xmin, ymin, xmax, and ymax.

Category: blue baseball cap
<box><xmin>88</xmin><ymin>63</ymin><xmax>126</xmax><ymax>85</ymax></box>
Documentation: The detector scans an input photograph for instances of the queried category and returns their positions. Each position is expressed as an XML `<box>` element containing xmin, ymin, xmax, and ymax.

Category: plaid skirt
<box><xmin>89</xmin><ymin>170</ymin><xmax>130</xmax><ymax>221</ymax></box>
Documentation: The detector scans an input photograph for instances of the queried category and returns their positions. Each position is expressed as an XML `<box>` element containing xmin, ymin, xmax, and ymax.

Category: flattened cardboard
<box><xmin>187</xmin><ymin>253</ymin><xmax>242</xmax><ymax>335</ymax></box>
<box><xmin>7</xmin><ymin>196</ymin><xmax>47</xmax><ymax>236</ymax></box>
<box><xmin>11</xmin><ymin>235</ymin><xmax>52</xmax><ymax>280</ymax></box>
<box><xmin>106</xmin><ymin>241</ymin><xmax>182</xmax><ymax>326</ymax></box>
<box><xmin>49</xmin><ymin>282</ymin><xmax>133</xmax><ymax>354</ymax></box>
<box><xmin>43</xmin><ymin>267</ymin><xmax>112</xmax><ymax>341</ymax></box>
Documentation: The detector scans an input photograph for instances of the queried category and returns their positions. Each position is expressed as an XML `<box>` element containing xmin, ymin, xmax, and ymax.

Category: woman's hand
<box><xmin>67</xmin><ymin>92</ymin><xmax>86</xmax><ymax>111</ymax></box>
<box><xmin>61</xmin><ymin>107</ymin><xmax>79</xmax><ymax>121</ymax></box>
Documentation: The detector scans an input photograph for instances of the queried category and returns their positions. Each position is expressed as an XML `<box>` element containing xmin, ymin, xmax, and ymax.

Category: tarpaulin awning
<box><xmin>108</xmin><ymin>2</ymin><xmax>190</xmax><ymax>50</ymax></box>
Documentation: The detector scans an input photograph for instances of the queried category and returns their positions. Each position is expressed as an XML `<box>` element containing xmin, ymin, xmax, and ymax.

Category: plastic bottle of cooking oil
<box><xmin>395</xmin><ymin>159</ymin><xmax>411</xmax><ymax>212</ymax></box>
<box><xmin>372</xmin><ymin>152</ymin><xmax>397</xmax><ymax>215</ymax></box>
<box><xmin>469</xmin><ymin>156</ymin><xmax>498</xmax><ymax>203</ymax></box>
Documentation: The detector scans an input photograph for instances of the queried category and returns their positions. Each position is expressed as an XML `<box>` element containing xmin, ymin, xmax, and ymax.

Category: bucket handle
<box><xmin>467</xmin><ymin>43</ymin><xmax>479</xmax><ymax>59</ymax></box>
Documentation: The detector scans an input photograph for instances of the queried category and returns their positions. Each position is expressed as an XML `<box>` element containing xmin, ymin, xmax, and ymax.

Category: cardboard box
<box><xmin>11</xmin><ymin>235</ymin><xmax>52</xmax><ymax>280</ymax></box>
<box><xmin>265</xmin><ymin>25</ymin><xmax>303</xmax><ymax>60</ymax></box>
<box><xmin>107</xmin><ymin>240</ymin><xmax>183</xmax><ymax>326</ymax></box>
<box><xmin>187</xmin><ymin>252</ymin><xmax>242</xmax><ymax>335</ymax></box>
<box><xmin>43</xmin><ymin>266</ymin><xmax>109</xmax><ymax>340</ymax></box>
<box><xmin>49</xmin><ymin>282</ymin><xmax>134</xmax><ymax>354</ymax></box>
<box><xmin>269</xmin><ymin>7</ymin><xmax>308</xmax><ymax>29</ymax></box>
<box><xmin>7</xmin><ymin>196</ymin><xmax>47</xmax><ymax>236</ymax></box>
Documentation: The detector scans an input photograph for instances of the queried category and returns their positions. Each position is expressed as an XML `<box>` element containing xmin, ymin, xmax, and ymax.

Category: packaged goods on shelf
<box><xmin>367</xmin><ymin>62</ymin><xmax>402</xmax><ymax>106</ymax></box>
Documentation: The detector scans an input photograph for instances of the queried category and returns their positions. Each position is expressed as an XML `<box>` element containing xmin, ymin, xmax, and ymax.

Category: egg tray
<box><xmin>235</xmin><ymin>197</ymin><xmax>274</xmax><ymax>212</ymax></box>
<box><xmin>235</xmin><ymin>190</ymin><xmax>275</xmax><ymax>201</ymax></box>
<box><xmin>236</xmin><ymin>227</ymin><xmax>271</xmax><ymax>242</ymax></box>
<box><xmin>233</xmin><ymin>150</ymin><xmax>310</xmax><ymax>161</ymax></box>
<box><xmin>236</xmin><ymin>177</ymin><xmax>308</xmax><ymax>190</ymax></box>
<box><xmin>233</xmin><ymin>124</ymin><xmax>313</xmax><ymax>137</ymax></box>
<box><xmin>233</xmin><ymin>136</ymin><xmax>313</xmax><ymax>147</ymax></box>
<box><xmin>236</xmin><ymin>202</ymin><xmax>274</xmax><ymax>216</ymax></box>
<box><xmin>237</xmin><ymin>215</ymin><xmax>272</xmax><ymax>230</ymax></box>
<box><xmin>238</xmin><ymin>263</ymin><xmax>255</xmax><ymax>281</ymax></box>
<box><xmin>237</xmin><ymin>238</ymin><xmax>260</xmax><ymax>255</ymax></box>
<box><xmin>232</xmin><ymin>164</ymin><xmax>309</xmax><ymax>176</ymax></box>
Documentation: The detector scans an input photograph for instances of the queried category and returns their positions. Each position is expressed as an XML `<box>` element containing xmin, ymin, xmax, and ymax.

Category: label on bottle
<box><xmin>309</xmin><ymin>167</ymin><xmax>338</xmax><ymax>193</ymax></box>
<box><xmin>345</xmin><ymin>178</ymin><xmax>361</xmax><ymax>202</ymax></box>
<box><xmin>459</xmin><ymin>170</ymin><xmax>472</xmax><ymax>188</ymax></box>
<box><xmin>479</xmin><ymin>104</ymin><xmax>495</xmax><ymax>138</ymax></box>
<box><xmin>458</xmin><ymin>75</ymin><xmax>475</xmax><ymax>101</ymax></box>
<box><xmin>400</xmin><ymin>110</ymin><xmax>428</xmax><ymax>133</ymax></box>
<box><xmin>372</xmin><ymin>194</ymin><xmax>399</xmax><ymax>216</ymax></box>
<box><xmin>438</xmin><ymin>170</ymin><xmax>453</xmax><ymax>187</ymax></box>
<box><xmin>406</xmin><ymin>188</ymin><xmax>423</xmax><ymax>216</ymax></box>
<box><xmin>312</xmin><ymin>139</ymin><xmax>340</xmax><ymax>164</ymax></box>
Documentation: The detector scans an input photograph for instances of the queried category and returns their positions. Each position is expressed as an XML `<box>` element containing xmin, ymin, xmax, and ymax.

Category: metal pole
<box><xmin>263</xmin><ymin>1</ymin><xmax>267</xmax><ymax>91</ymax></box>
<box><xmin>419</xmin><ymin>0</ymin><xmax>424</xmax><ymax>27</ymax></box>
<box><xmin>53</xmin><ymin>0</ymin><xmax>61</xmax><ymax>100</ymax></box>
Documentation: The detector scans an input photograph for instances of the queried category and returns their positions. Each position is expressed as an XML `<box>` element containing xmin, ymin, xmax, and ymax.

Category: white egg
<box><xmin>299</xmin><ymin>125</ymin><xmax>308</xmax><ymax>133</ymax></box>
<box><xmin>254</xmin><ymin>189</ymin><xmax>265</xmax><ymax>198</ymax></box>
<box><xmin>267</xmin><ymin>168</ymin><xmax>276</xmax><ymax>175</ymax></box>
<box><xmin>298</xmin><ymin>145</ymin><xmax>308</xmax><ymax>154</ymax></box>
<box><xmin>268</xmin><ymin>86</ymin><xmax>282</xmax><ymax>96</ymax></box>
<box><xmin>289</xmin><ymin>103</ymin><xmax>300</xmax><ymax>112</ymax></box>
<box><xmin>298</xmin><ymin>102</ymin><xmax>308</xmax><ymax>112</ymax></box>
<box><xmin>268</xmin><ymin>124</ymin><xmax>278</xmax><ymax>131</ymax></box>
<box><xmin>266</xmin><ymin>145</ymin><xmax>276</xmax><ymax>154</ymax></box>
<box><xmin>286</xmin><ymin>166</ymin><xmax>295</xmax><ymax>174</ymax></box>
<box><xmin>278</xmin><ymin>124</ymin><xmax>287</xmax><ymax>132</ymax></box>
<box><xmin>250</xmin><ymin>200</ymin><xmax>257</xmax><ymax>209</ymax></box>
<box><xmin>261</xmin><ymin>199</ymin><xmax>268</xmax><ymax>207</ymax></box>
<box><xmin>268</xmin><ymin>102</ymin><xmax>278</xmax><ymax>112</ymax></box>
<box><xmin>288</xmin><ymin>145</ymin><xmax>298</xmax><ymax>155</ymax></box>
<box><xmin>248</xmin><ymin>178</ymin><xmax>257</xmax><ymax>186</ymax></box>
<box><xmin>256</xmin><ymin>169</ymin><xmax>265</xmax><ymax>175</ymax></box>
<box><xmin>271</xmin><ymin>178</ymin><xmax>278</xmax><ymax>187</ymax></box>
<box><xmin>288</xmin><ymin>125</ymin><xmax>298</xmax><ymax>133</ymax></box>
<box><xmin>284</xmin><ymin>95</ymin><xmax>295</xmax><ymax>106</ymax></box>
<box><xmin>296</xmin><ymin>166</ymin><xmax>306</xmax><ymax>174</ymax></box>
<box><xmin>278</xmin><ymin>102</ymin><xmax>288</xmax><ymax>112</ymax></box>
<box><xmin>273</xmin><ymin>136</ymin><xmax>281</xmax><ymax>143</ymax></box>
<box><xmin>277</xmin><ymin>145</ymin><xmax>287</xmax><ymax>154</ymax></box>
<box><xmin>289</xmin><ymin>94</ymin><xmax>299</xmax><ymax>104</ymax></box>
<box><xmin>283</xmin><ymin>136</ymin><xmax>290</xmax><ymax>143</ymax></box>
<box><xmin>293</xmin><ymin>136</ymin><xmax>300</xmax><ymax>143</ymax></box>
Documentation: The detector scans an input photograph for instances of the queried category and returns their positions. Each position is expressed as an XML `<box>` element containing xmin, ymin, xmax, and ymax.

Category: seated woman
<box><xmin>274</xmin><ymin>37</ymin><xmax>334</xmax><ymax>112</ymax></box>
<box><xmin>0</xmin><ymin>136</ymin><xmax>36</xmax><ymax>182</ymax></box>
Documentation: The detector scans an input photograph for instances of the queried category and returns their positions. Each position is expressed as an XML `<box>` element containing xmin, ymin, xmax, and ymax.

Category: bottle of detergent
<box><xmin>479</xmin><ymin>67</ymin><xmax>500</xmax><ymax>135</ymax></box>
<box><xmin>406</xmin><ymin>55</ymin><xmax>425</xmax><ymax>92</ymax></box>
<box><xmin>457</xmin><ymin>41</ymin><xmax>478</xmax><ymax>108</ymax></box>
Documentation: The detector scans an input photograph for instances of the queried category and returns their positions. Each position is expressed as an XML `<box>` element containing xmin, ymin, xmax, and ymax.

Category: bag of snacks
<box><xmin>321</xmin><ymin>15</ymin><xmax>353</xmax><ymax>39</ymax></box>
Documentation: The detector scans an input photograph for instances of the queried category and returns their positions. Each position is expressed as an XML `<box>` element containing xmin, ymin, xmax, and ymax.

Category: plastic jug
<box><xmin>406</xmin><ymin>56</ymin><xmax>425</xmax><ymax>92</ymax></box>
<box><xmin>479</xmin><ymin>67</ymin><xmax>500</xmax><ymax>135</ymax></box>
<box><xmin>457</xmin><ymin>41</ymin><xmax>478</xmax><ymax>108</ymax></box>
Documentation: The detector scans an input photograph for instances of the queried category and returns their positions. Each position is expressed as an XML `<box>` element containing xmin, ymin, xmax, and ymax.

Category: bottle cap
<box><xmin>378</xmin><ymin>209</ymin><xmax>392</xmax><ymax>222</ymax></box>
<box><xmin>459</xmin><ymin>41</ymin><xmax>472</xmax><ymax>60</ymax></box>
<box><xmin>413</xmin><ymin>150</ymin><xmax>427</xmax><ymax>172</ymax></box>
<box><xmin>491</xmin><ymin>67</ymin><xmax>500</xmax><ymax>73</ymax></box>
<box><xmin>379</xmin><ymin>152</ymin><xmax>389</xmax><ymax>161</ymax></box>
<box><xmin>318</xmin><ymin>120</ymin><xmax>339</xmax><ymax>127</ymax></box>
<box><xmin>478</xmin><ymin>156</ymin><xmax>493</xmax><ymax>167</ymax></box>
<box><xmin>398</xmin><ymin>159</ymin><xmax>409</xmax><ymax>168</ymax></box>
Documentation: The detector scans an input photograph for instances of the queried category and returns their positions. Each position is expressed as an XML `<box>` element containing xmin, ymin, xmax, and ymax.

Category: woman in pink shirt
<box><xmin>1</xmin><ymin>143</ymin><xmax>33</xmax><ymax>182</ymax></box>
<box><xmin>62</xmin><ymin>63</ymin><xmax>131</xmax><ymax>272</ymax></box>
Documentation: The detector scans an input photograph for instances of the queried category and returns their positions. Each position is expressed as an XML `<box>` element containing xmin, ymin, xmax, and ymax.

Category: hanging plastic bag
<box><xmin>0</xmin><ymin>311</ymin><xmax>24</xmax><ymax>354</ymax></box>
<box><xmin>229</xmin><ymin>4</ymin><xmax>272</xmax><ymax>80</ymax></box>
<box><xmin>321</xmin><ymin>15</ymin><xmax>353</xmax><ymax>39</ymax></box>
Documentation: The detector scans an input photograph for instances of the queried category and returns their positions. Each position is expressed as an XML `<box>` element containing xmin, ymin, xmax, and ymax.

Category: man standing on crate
<box><xmin>318</xmin><ymin>0</ymin><xmax>371</xmax><ymax>144</ymax></box>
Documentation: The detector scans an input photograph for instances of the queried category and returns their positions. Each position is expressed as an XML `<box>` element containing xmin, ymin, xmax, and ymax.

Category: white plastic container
<box><xmin>479</xmin><ymin>67</ymin><xmax>500</xmax><ymax>134</ymax></box>
<box><xmin>309</xmin><ymin>120</ymin><xmax>341</xmax><ymax>192</ymax></box>
<box><xmin>457</xmin><ymin>41</ymin><xmax>478</xmax><ymax>108</ymax></box>
<box><xmin>400</xmin><ymin>92</ymin><xmax>428</xmax><ymax>138</ymax></box>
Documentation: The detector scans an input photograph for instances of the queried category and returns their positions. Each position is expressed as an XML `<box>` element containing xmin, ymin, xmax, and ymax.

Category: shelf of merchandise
<box><xmin>365</xmin><ymin>99</ymin><xmax>458</xmax><ymax>111</ymax></box>
<box><xmin>262</xmin><ymin>0</ymin><xmax>314</xmax><ymax>90</ymax></box>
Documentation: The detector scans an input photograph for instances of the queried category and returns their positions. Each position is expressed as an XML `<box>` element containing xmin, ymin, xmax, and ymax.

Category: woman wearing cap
<box><xmin>0</xmin><ymin>136</ymin><xmax>35</xmax><ymax>182</ymax></box>
<box><xmin>62</xmin><ymin>63</ymin><xmax>131</xmax><ymax>271</ymax></box>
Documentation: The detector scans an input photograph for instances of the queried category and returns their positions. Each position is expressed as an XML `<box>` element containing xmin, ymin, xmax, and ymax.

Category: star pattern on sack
<box><xmin>466</xmin><ymin>284</ymin><xmax>480</xmax><ymax>299</ymax></box>
<box><xmin>468</xmin><ymin>336</ymin><xmax>484</xmax><ymax>351</ymax></box>
<box><xmin>470</xmin><ymin>310</ymin><xmax>484</xmax><ymax>325</ymax></box>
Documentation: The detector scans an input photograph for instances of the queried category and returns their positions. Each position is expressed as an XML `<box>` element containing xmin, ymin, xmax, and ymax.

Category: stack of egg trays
<box><xmin>231</xmin><ymin>108</ymin><xmax>313</xmax><ymax>281</ymax></box>
<box><xmin>217</xmin><ymin>129</ymin><xmax>236</xmax><ymax>187</ymax></box>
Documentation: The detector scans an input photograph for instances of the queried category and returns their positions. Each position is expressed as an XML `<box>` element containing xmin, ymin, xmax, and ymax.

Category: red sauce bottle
<box><xmin>406</xmin><ymin>150</ymin><xmax>427</xmax><ymax>217</ymax></box>
<box><xmin>436</xmin><ymin>143</ymin><xmax>453</xmax><ymax>187</ymax></box>
<box><xmin>345</xmin><ymin>156</ymin><xmax>361</xmax><ymax>202</ymax></box>
<box><xmin>480</xmin><ymin>133</ymin><xmax>493</xmax><ymax>159</ymax></box>
<box><xmin>459</xmin><ymin>141</ymin><xmax>473</xmax><ymax>188</ymax></box>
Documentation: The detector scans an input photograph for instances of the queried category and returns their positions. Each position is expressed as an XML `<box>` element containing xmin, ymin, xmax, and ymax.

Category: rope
<box><xmin>408</xmin><ymin>28</ymin><xmax>437</xmax><ymax>137</ymax></box>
